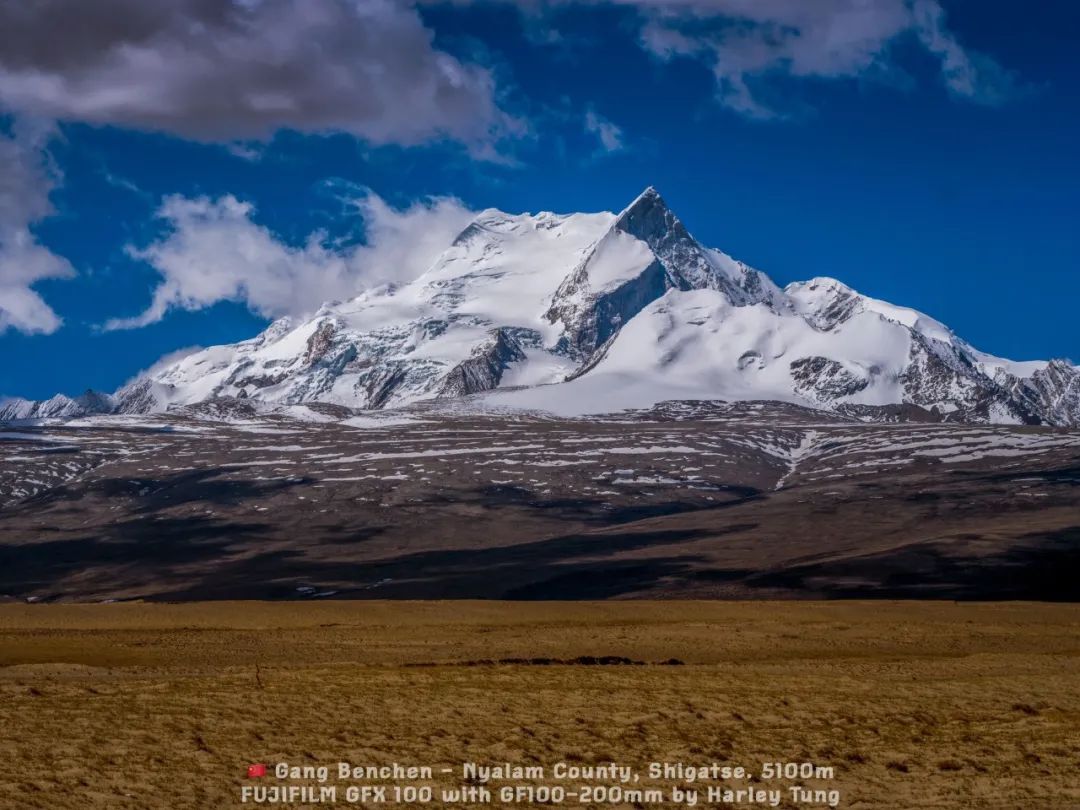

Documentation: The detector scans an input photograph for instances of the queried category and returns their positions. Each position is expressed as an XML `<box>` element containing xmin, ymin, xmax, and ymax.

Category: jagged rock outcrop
<box><xmin>790</xmin><ymin>357</ymin><xmax>870</xmax><ymax>401</ymax></box>
<box><xmin>0</xmin><ymin>390</ymin><xmax>114</xmax><ymax>421</ymax></box>
<box><xmin>547</xmin><ymin>255</ymin><xmax>669</xmax><ymax>357</ymax></box>
<box><xmin>996</xmin><ymin>360</ymin><xmax>1080</xmax><ymax>427</ymax></box>
<box><xmin>439</xmin><ymin>328</ymin><xmax>529</xmax><ymax>397</ymax></box>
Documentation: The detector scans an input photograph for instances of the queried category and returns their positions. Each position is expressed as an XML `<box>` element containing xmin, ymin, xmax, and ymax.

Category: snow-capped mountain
<box><xmin>5</xmin><ymin>188</ymin><xmax>1079</xmax><ymax>425</ymax></box>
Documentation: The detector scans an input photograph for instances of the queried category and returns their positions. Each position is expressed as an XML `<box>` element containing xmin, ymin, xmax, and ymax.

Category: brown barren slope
<box><xmin>2</xmin><ymin>406</ymin><xmax>1079</xmax><ymax>602</ymax></box>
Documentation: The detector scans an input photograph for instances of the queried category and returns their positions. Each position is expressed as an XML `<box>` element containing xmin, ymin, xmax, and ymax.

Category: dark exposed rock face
<box><xmin>543</xmin><ymin>192</ymin><xmax>680</xmax><ymax>358</ymax></box>
<box><xmin>790</xmin><ymin>357</ymin><xmax>870</xmax><ymax>401</ymax></box>
<box><xmin>614</xmin><ymin>187</ymin><xmax>772</xmax><ymax>305</ymax></box>
<box><xmin>547</xmin><ymin>188</ymin><xmax>776</xmax><ymax>360</ymax></box>
<box><xmin>615</xmin><ymin>188</ymin><xmax>711</xmax><ymax>293</ymax></box>
<box><xmin>548</xmin><ymin>258</ymin><xmax>669</xmax><ymax>357</ymax></box>
<box><xmin>798</xmin><ymin>283</ymin><xmax>863</xmax><ymax>331</ymax></box>
<box><xmin>835</xmin><ymin>402</ymin><xmax>945</xmax><ymax>423</ymax></box>
<box><xmin>1003</xmin><ymin>360</ymin><xmax>1080</xmax><ymax>427</ymax></box>
<box><xmin>897</xmin><ymin>333</ymin><xmax>1037</xmax><ymax>424</ymax></box>
<box><xmin>305</xmin><ymin>320</ymin><xmax>338</xmax><ymax>366</ymax></box>
<box><xmin>72</xmin><ymin>389</ymin><xmax>114</xmax><ymax>415</ymax></box>
<box><xmin>439</xmin><ymin>328</ymin><xmax>529</xmax><ymax>397</ymax></box>
<box><xmin>614</xmin><ymin>188</ymin><xmax>698</xmax><ymax>282</ymax></box>
<box><xmin>114</xmin><ymin>379</ymin><xmax>161</xmax><ymax>414</ymax></box>
<box><xmin>221</xmin><ymin>358</ymin><xmax>289</xmax><ymax>392</ymax></box>
<box><xmin>228</xmin><ymin>372</ymin><xmax>289</xmax><ymax>390</ymax></box>
<box><xmin>364</xmin><ymin>365</ymin><xmax>409</xmax><ymax>410</ymax></box>
<box><xmin>174</xmin><ymin>397</ymin><xmax>261</xmax><ymax>420</ymax></box>
<box><xmin>564</xmin><ymin>330</ymin><xmax>620</xmax><ymax>383</ymax></box>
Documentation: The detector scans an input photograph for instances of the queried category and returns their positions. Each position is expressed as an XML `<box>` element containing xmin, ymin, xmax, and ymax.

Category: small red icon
<box><xmin>247</xmin><ymin>764</ymin><xmax>267</xmax><ymax>778</ymax></box>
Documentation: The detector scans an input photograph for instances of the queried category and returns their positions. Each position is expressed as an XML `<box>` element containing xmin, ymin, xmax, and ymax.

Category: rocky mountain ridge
<box><xmin>4</xmin><ymin>188</ymin><xmax>1078</xmax><ymax>426</ymax></box>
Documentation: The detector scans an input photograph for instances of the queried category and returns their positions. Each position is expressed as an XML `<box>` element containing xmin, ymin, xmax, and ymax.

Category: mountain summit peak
<box><xmin>620</xmin><ymin>185</ymin><xmax>665</xmax><ymax>215</ymax></box>
<box><xmin>614</xmin><ymin>185</ymin><xmax>686</xmax><ymax>246</ymax></box>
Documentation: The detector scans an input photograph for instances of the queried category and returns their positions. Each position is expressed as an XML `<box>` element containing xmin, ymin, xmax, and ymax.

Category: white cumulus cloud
<box><xmin>0</xmin><ymin>0</ymin><xmax>518</xmax><ymax>149</ymax></box>
<box><xmin>0</xmin><ymin>1</ymin><xmax>524</xmax><ymax>337</ymax></box>
<box><xmin>0</xmin><ymin>122</ymin><xmax>75</xmax><ymax>335</ymax></box>
<box><xmin>104</xmin><ymin>190</ymin><xmax>477</xmax><ymax>330</ymax></box>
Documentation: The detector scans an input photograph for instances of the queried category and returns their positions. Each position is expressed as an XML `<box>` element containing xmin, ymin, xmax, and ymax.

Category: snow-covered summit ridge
<box><xmin>5</xmin><ymin>188</ymin><xmax>1078</xmax><ymax>426</ymax></box>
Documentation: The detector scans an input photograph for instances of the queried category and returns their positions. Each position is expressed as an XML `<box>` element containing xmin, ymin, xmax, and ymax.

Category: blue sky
<box><xmin>1</xmin><ymin>0</ymin><xmax>1077</xmax><ymax>400</ymax></box>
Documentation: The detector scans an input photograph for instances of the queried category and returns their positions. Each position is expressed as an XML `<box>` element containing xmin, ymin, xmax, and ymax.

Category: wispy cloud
<box><xmin>644</xmin><ymin>0</ymin><xmax>1018</xmax><ymax>116</ymax></box>
<box><xmin>584</xmin><ymin>107</ymin><xmax>625</xmax><ymax>153</ymax></box>
<box><xmin>460</xmin><ymin>0</ymin><xmax>1019</xmax><ymax>119</ymax></box>
<box><xmin>911</xmin><ymin>0</ymin><xmax>1017</xmax><ymax>105</ymax></box>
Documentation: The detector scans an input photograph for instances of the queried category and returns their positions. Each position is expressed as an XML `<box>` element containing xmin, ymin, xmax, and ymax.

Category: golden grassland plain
<box><xmin>0</xmin><ymin>601</ymin><xmax>1077</xmax><ymax>810</ymax></box>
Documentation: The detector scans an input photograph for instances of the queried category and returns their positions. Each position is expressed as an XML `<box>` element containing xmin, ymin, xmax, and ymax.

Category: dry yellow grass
<box><xmin>0</xmin><ymin>601</ymin><xmax>1077</xmax><ymax>810</ymax></box>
